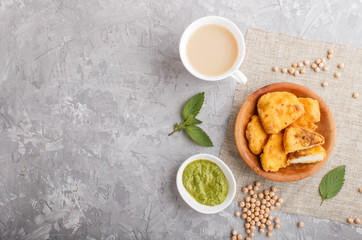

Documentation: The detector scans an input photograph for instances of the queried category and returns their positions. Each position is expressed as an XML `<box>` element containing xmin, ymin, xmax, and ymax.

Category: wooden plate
<box><xmin>234</xmin><ymin>82</ymin><xmax>336</xmax><ymax>182</ymax></box>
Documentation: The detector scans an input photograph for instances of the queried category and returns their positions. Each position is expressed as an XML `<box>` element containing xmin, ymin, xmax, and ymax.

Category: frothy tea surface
<box><xmin>187</xmin><ymin>24</ymin><xmax>238</xmax><ymax>76</ymax></box>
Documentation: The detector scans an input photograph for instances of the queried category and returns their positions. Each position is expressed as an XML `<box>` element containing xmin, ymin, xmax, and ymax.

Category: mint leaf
<box><xmin>183</xmin><ymin>92</ymin><xmax>204</xmax><ymax>120</ymax></box>
<box><xmin>190</xmin><ymin>118</ymin><xmax>202</xmax><ymax>125</ymax></box>
<box><xmin>184</xmin><ymin>114</ymin><xmax>195</xmax><ymax>126</ymax></box>
<box><xmin>319</xmin><ymin>165</ymin><xmax>346</xmax><ymax>206</ymax></box>
<box><xmin>185</xmin><ymin>125</ymin><xmax>213</xmax><ymax>147</ymax></box>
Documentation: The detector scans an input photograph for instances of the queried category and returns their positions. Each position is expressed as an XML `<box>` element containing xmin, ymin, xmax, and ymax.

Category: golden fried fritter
<box><xmin>288</xmin><ymin>145</ymin><xmax>326</xmax><ymax>164</ymax></box>
<box><xmin>246</xmin><ymin>115</ymin><xmax>269</xmax><ymax>155</ymax></box>
<box><xmin>257</xmin><ymin>92</ymin><xmax>305</xmax><ymax>134</ymax></box>
<box><xmin>291</xmin><ymin>98</ymin><xmax>320</xmax><ymax>131</ymax></box>
<box><xmin>260</xmin><ymin>132</ymin><xmax>288</xmax><ymax>172</ymax></box>
<box><xmin>283</xmin><ymin>126</ymin><xmax>325</xmax><ymax>153</ymax></box>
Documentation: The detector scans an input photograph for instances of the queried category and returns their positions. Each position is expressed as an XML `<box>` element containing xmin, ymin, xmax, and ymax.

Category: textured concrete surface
<box><xmin>0</xmin><ymin>0</ymin><xmax>361</xmax><ymax>239</ymax></box>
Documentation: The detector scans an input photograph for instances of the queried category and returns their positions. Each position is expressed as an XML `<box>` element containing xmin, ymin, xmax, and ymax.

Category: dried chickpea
<box><xmin>247</xmin><ymin>210</ymin><xmax>251</xmax><ymax>216</ymax></box>
<box><xmin>250</xmin><ymin>225</ymin><xmax>256</xmax><ymax>231</ymax></box>
<box><xmin>268</xmin><ymin>215</ymin><xmax>273</xmax><ymax>220</ymax></box>
<box><xmin>315</xmin><ymin>59</ymin><xmax>321</xmax><ymax>64</ymax></box>
<box><xmin>251</xmin><ymin>198</ymin><xmax>256</xmax><ymax>204</ymax></box>
<box><xmin>298</xmin><ymin>221</ymin><xmax>305</xmax><ymax>228</ymax></box>
<box><xmin>272</xmin><ymin>66</ymin><xmax>278</xmax><ymax>72</ymax></box>
<box><xmin>237</xmin><ymin>234</ymin><xmax>242</xmax><ymax>240</ymax></box>
<box><xmin>251</xmin><ymin>213</ymin><xmax>255</xmax><ymax>219</ymax></box>
<box><xmin>318</xmin><ymin>63</ymin><xmax>324</xmax><ymax>68</ymax></box>
<box><xmin>347</xmin><ymin>218</ymin><xmax>354</xmax><ymax>224</ymax></box>
<box><xmin>249</xmin><ymin>232</ymin><xmax>255</xmax><ymax>238</ymax></box>
<box><xmin>231</xmin><ymin>236</ymin><xmax>237</xmax><ymax>240</ymax></box>
<box><xmin>245</xmin><ymin>196</ymin><xmax>251</xmax><ymax>202</ymax></box>
<box><xmin>256</xmin><ymin>221</ymin><xmax>261</xmax><ymax>227</ymax></box>
<box><xmin>278</xmin><ymin>198</ymin><xmax>283</xmax><ymax>204</ymax></box>
<box><xmin>249</xmin><ymin>190</ymin><xmax>254</xmax><ymax>195</ymax></box>
<box><xmin>242</xmin><ymin>187</ymin><xmax>248</xmax><ymax>193</ymax></box>
<box><xmin>269</xmin><ymin>206</ymin><xmax>275</xmax><ymax>211</ymax></box>
<box><xmin>245</xmin><ymin>223</ymin><xmax>251</xmax><ymax>229</ymax></box>
<box><xmin>247</xmin><ymin>185</ymin><xmax>253</xmax><ymax>190</ymax></box>
<box><xmin>292</xmin><ymin>62</ymin><xmax>298</xmax><ymax>68</ymax></box>
<box><xmin>359</xmin><ymin>188</ymin><xmax>362</xmax><ymax>193</ymax></box>
<box><xmin>352</xmin><ymin>92</ymin><xmax>359</xmax><ymax>98</ymax></box>
<box><xmin>269</xmin><ymin>192</ymin><xmax>275</xmax><ymax>197</ymax></box>
<box><xmin>242</xmin><ymin>213</ymin><xmax>247</xmax><ymax>219</ymax></box>
<box><xmin>245</xmin><ymin>237</ymin><xmax>251</xmax><ymax>240</ymax></box>
<box><xmin>288</xmin><ymin>68</ymin><xmax>295</xmax><ymax>74</ymax></box>
<box><xmin>246</xmin><ymin>229</ymin><xmax>251</xmax><ymax>234</ymax></box>
<box><xmin>261</xmin><ymin>205</ymin><xmax>266</xmax><ymax>210</ymax></box>
<box><xmin>270</xmin><ymin>200</ymin><xmax>275</xmax><ymax>205</ymax></box>
<box><xmin>298</xmin><ymin>62</ymin><xmax>304</xmax><ymax>67</ymax></box>
<box><xmin>267</xmin><ymin>232</ymin><xmax>272</xmax><ymax>237</ymax></box>
<box><xmin>304</xmin><ymin>60</ymin><xmax>310</xmax><ymax>65</ymax></box>
<box><xmin>281</xmin><ymin>68</ymin><xmax>287</xmax><ymax>73</ymax></box>
<box><xmin>260</xmin><ymin>224</ymin><xmax>266</xmax><ymax>229</ymax></box>
<box><xmin>328</xmin><ymin>49</ymin><xmax>334</xmax><ymax>54</ymax></box>
<box><xmin>239</xmin><ymin>201</ymin><xmax>245</xmax><ymax>207</ymax></box>
<box><xmin>265</xmin><ymin>208</ymin><xmax>270</xmax><ymax>213</ymax></box>
<box><xmin>250</xmin><ymin>220</ymin><xmax>255</xmax><ymax>226</ymax></box>
<box><xmin>311</xmin><ymin>63</ymin><xmax>317</xmax><ymax>69</ymax></box>
<box><xmin>322</xmin><ymin>66</ymin><xmax>329</xmax><ymax>71</ymax></box>
<box><xmin>274</xmin><ymin>218</ymin><xmax>280</xmax><ymax>223</ymax></box>
<box><xmin>260</xmin><ymin>209</ymin><xmax>265</xmax><ymax>215</ymax></box>
<box><xmin>272</xmin><ymin>195</ymin><xmax>278</xmax><ymax>201</ymax></box>
<box><xmin>246</xmin><ymin>217</ymin><xmax>252</xmax><ymax>222</ymax></box>
<box><xmin>261</xmin><ymin>218</ymin><xmax>267</xmax><ymax>224</ymax></box>
<box><xmin>275</xmin><ymin>224</ymin><xmax>281</xmax><ymax>229</ymax></box>
<box><xmin>338</xmin><ymin>63</ymin><xmax>344</xmax><ymax>69</ymax></box>
<box><xmin>334</xmin><ymin>72</ymin><xmax>340</xmax><ymax>78</ymax></box>
<box><xmin>264</xmin><ymin>213</ymin><xmax>269</xmax><ymax>218</ymax></box>
<box><xmin>300</xmin><ymin>68</ymin><xmax>306</xmax><ymax>74</ymax></box>
<box><xmin>246</xmin><ymin>203</ymin><xmax>250</xmax><ymax>208</ymax></box>
<box><xmin>266</xmin><ymin>202</ymin><xmax>271</xmax><ymax>208</ymax></box>
<box><xmin>261</xmin><ymin>199</ymin><xmax>267</xmax><ymax>204</ymax></box>
<box><xmin>259</xmin><ymin>228</ymin><xmax>265</xmax><ymax>233</ymax></box>
<box><xmin>232</xmin><ymin>230</ymin><xmax>237</xmax><ymax>236</ymax></box>
<box><xmin>255</xmin><ymin>211</ymin><xmax>259</xmax><ymax>217</ymax></box>
<box><xmin>321</xmin><ymin>58</ymin><xmax>326</xmax><ymax>63</ymax></box>
<box><xmin>267</xmin><ymin>225</ymin><xmax>273</xmax><ymax>230</ymax></box>
<box><xmin>321</xmin><ymin>81</ymin><xmax>328</xmax><ymax>87</ymax></box>
<box><xmin>275</xmin><ymin>202</ymin><xmax>281</xmax><ymax>207</ymax></box>
<box><xmin>253</xmin><ymin>186</ymin><xmax>259</xmax><ymax>191</ymax></box>
<box><xmin>252</xmin><ymin>194</ymin><xmax>257</xmax><ymax>199</ymax></box>
<box><xmin>266</xmin><ymin>220</ymin><xmax>272</xmax><ymax>226</ymax></box>
<box><xmin>258</xmin><ymin>193</ymin><xmax>264</xmax><ymax>199</ymax></box>
<box><xmin>293</xmin><ymin>71</ymin><xmax>299</xmax><ymax>76</ymax></box>
<box><xmin>255</xmin><ymin>181</ymin><xmax>261</xmax><ymax>187</ymax></box>
<box><xmin>255</xmin><ymin>206</ymin><xmax>260</xmax><ymax>211</ymax></box>
<box><xmin>265</xmin><ymin>196</ymin><xmax>271</xmax><ymax>201</ymax></box>
<box><xmin>258</xmin><ymin>215</ymin><xmax>264</xmax><ymax>220</ymax></box>
<box><xmin>255</xmin><ymin>201</ymin><xmax>261</xmax><ymax>207</ymax></box>
<box><xmin>251</xmin><ymin>203</ymin><xmax>256</xmax><ymax>209</ymax></box>
<box><xmin>243</xmin><ymin>207</ymin><xmax>248</xmax><ymax>212</ymax></box>
<box><xmin>327</xmin><ymin>54</ymin><xmax>333</xmax><ymax>59</ymax></box>
<box><xmin>235</xmin><ymin>211</ymin><xmax>241</xmax><ymax>217</ymax></box>
<box><xmin>314</xmin><ymin>67</ymin><xmax>320</xmax><ymax>72</ymax></box>
<box><xmin>355</xmin><ymin>218</ymin><xmax>361</xmax><ymax>224</ymax></box>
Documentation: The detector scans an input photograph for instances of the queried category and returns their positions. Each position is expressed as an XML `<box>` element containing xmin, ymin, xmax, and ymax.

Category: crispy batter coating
<box><xmin>260</xmin><ymin>132</ymin><xmax>288</xmax><ymax>172</ymax></box>
<box><xmin>288</xmin><ymin>145</ymin><xmax>326</xmax><ymax>164</ymax></box>
<box><xmin>291</xmin><ymin>98</ymin><xmax>320</xmax><ymax>131</ymax></box>
<box><xmin>257</xmin><ymin>92</ymin><xmax>305</xmax><ymax>134</ymax></box>
<box><xmin>246</xmin><ymin>115</ymin><xmax>269</xmax><ymax>155</ymax></box>
<box><xmin>283</xmin><ymin>126</ymin><xmax>325</xmax><ymax>153</ymax></box>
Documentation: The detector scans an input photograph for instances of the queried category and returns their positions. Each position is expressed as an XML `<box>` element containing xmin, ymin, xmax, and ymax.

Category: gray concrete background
<box><xmin>0</xmin><ymin>0</ymin><xmax>361</xmax><ymax>239</ymax></box>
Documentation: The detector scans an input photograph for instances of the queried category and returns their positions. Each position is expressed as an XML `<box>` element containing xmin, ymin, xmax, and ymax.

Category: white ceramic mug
<box><xmin>179</xmin><ymin>16</ymin><xmax>247</xmax><ymax>84</ymax></box>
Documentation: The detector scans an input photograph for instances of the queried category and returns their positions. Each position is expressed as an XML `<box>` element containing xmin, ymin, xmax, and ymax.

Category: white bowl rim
<box><xmin>176</xmin><ymin>153</ymin><xmax>236</xmax><ymax>214</ymax></box>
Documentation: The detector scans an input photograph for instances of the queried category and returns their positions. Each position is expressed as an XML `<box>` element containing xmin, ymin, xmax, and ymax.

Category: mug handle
<box><xmin>230</xmin><ymin>70</ymin><xmax>247</xmax><ymax>84</ymax></box>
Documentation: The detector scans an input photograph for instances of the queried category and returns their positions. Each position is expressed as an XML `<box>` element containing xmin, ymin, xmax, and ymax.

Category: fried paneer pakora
<box><xmin>257</xmin><ymin>92</ymin><xmax>305</xmax><ymax>134</ymax></box>
<box><xmin>283</xmin><ymin>126</ymin><xmax>325</xmax><ymax>154</ymax></box>
<box><xmin>288</xmin><ymin>145</ymin><xmax>326</xmax><ymax>164</ymax></box>
<box><xmin>246</xmin><ymin>115</ymin><xmax>269</xmax><ymax>155</ymax></box>
<box><xmin>291</xmin><ymin>98</ymin><xmax>320</xmax><ymax>131</ymax></box>
<box><xmin>260</xmin><ymin>132</ymin><xmax>288</xmax><ymax>172</ymax></box>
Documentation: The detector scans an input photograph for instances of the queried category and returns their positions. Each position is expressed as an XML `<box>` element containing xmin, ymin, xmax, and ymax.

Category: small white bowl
<box><xmin>176</xmin><ymin>153</ymin><xmax>236</xmax><ymax>214</ymax></box>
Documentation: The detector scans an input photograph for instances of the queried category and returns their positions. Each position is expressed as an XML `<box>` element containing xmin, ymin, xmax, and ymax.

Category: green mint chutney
<box><xmin>182</xmin><ymin>159</ymin><xmax>229</xmax><ymax>206</ymax></box>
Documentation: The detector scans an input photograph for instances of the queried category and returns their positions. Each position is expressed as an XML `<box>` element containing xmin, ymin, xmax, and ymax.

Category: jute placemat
<box><xmin>220</xmin><ymin>28</ymin><xmax>362</xmax><ymax>224</ymax></box>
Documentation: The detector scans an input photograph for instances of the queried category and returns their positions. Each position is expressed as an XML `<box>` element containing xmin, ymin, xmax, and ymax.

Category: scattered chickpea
<box><xmin>298</xmin><ymin>221</ymin><xmax>305</xmax><ymax>228</ymax></box>
<box><xmin>249</xmin><ymin>232</ymin><xmax>255</xmax><ymax>237</ymax></box>
<box><xmin>318</xmin><ymin>63</ymin><xmax>324</xmax><ymax>68</ymax></box>
<box><xmin>265</xmin><ymin>208</ymin><xmax>270</xmax><ymax>213</ymax></box>
<box><xmin>247</xmin><ymin>185</ymin><xmax>253</xmax><ymax>190</ymax></box>
<box><xmin>304</xmin><ymin>60</ymin><xmax>310</xmax><ymax>65</ymax></box>
<box><xmin>322</xmin><ymin>66</ymin><xmax>329</xmax><ymax>71</ymax></box>
<box><xmin>300</xmin><ymin>68</ymin><xmax>306</xmax><ymax>74</ymax></box>
<box><xmin>274</xmin><ymin>218</ymin><xmax>280</xmax><ymax>223</ymax></box>
<box><xmin>259</xmin><ymin>228</ymin><xmax>265</xmax><ymax>233</ymax></box>
<box><xmin>245</xmin><ymin>196</ymin><xmax>251</xmax><ymax>202</ymax></box>
<box><xmin>352</xmin><ymin>92</ymin><xmax>359</xmax><ymax>98</ymax></box>
<box><xmin>239</xmin><ymin>201</ymin><xmax>245</xmax><ymax>207</ymax></box>
<box><xmin>281</xmin><ymin>68</ymin><xmax>287</xmax><ymax>74</ymax></box>
<box><xmin>242</xmin><ymin>187</ymin><xmax>248</xmax><ymax>193</ymax></box>
<box><xmin>245</xmin><ymin>237</ymin><xmax>251</xmax><ymax>240</ymax></box>
<box><xmin>266</xmin><ymin>220</ymin><xmax>272</xmax><ymax>226</ymax></box>
<box><xmin>292</xmin><ymin>63</ymin><xmax>298</xmax><ymax>68</ymax></box>
<box><xmin>245</xmin><ymin>223</ymin><xmax>251</xmax><ymax>229</ymax></box>
<box><xmin>293</xmin><ymin>71</ymin><xmax>299</xmax><ymax>76</ymax></box>
<box><xmin>272</xmin><ymin>66</ymin><xmax>278</xmax><ymax>72</ymax></box>
<box><xmin>260</xmin><ymin>224</ymin><xmax>266</xmax><ymax>229</ymax></box>
<box><xmin>246</xmin><ymin>229</ymin><xmax>251</xmax><ymax>234</ymax></box>
<box><xmin>272</xmin><ymin>195</ymin><xmax>278</xmax><ymax>201</ymax></box>
<box><xmin>328</xmin><ymin>49</ymin><xmax>334</xmax><ymax>55</ymax></box>
<box><xmin>288</xmin><ymin>68</ymin><xmax>295</xmax><ymax>74</ymax></box>
<box><xmin>269</xmin><ymin>192</ymin><xmax>275</xmax><ymax>197</ymax></box>
<box><xmin>264</xmin><ymin>213</ymin><xmax>269</xmax><ymax>218</ymax></box>
<box><xmin>235</xmin><ymin>211</ymin><xmax>241</xmax><ymax>217</ymax></box>
<box><xmin>246</xmin><ymin>217</ymin><xmax>252</xmax><ymax>222</ymax></box>
<box><xmin>256</xmin><ymin>221</ymin><xmax>261</xmax><ymax>227</ymax></box>
<box><xmin>275</xmin><ymin>202</ymin><xmax>281</xmax><ymax>207</ymax></box>
<box><xmin>275</xmin><ymin>224</ymin><xmax>281</xmax><ymax>229</ymax></box>
<box><xmin>334</xmin><ymin>72</ymin><xmax>340</xmax><ymax>78</ymax></box>
<box><xmin>267</xmin><ymin>225</ymin><xmax>273</xmax><ymax>230</ymax></box>
<box><xmin>231</xmin><ymin>236</ymin><xmax>236</xmax><ymax>240</ymax></box>
<box><xmin>338</xmin><ymin>63</ymin><xmax>344</xmax><ymax>69</ymax></box>
<box><xmin>269</xmin><ymin>206</ymin><xmax>275</xmax><ymax>211</ymax></box>
<box><xmin>242</xmin><ymin>213</ymin><xmax>247</xmax><ymax>219</ymax></box>
<box><xmin>253</xmin><ymin>186</ymin><xmax>259</xmax><ymax>191</ymax></box>
<box><xmin>311</xmin><ymin>63</ymin><xmax>317</xmax><ymax>69</ymax></box>
<box><xmin>298</xmin><ymin>62</ymin><xmax>304</xmax><ymax>67</ymax></box>
<box><xmin>249</xmin><ymin>190</ymin><xmax>254</xmax><ymax>195</ymax></box>
<box><xmin>267</xmin><ymin>232</ymin><xmax>272</xmax><ymax>237</ymax></box>
<box><xmin>268</xmin><ymin>215</ymin><xmax>273</xmax><ymax>220</ymax></box>
<box><xmin>347</xmin><ymin>218</ymin><xmax>354</xmax><ymax>224</ymax></box>
<box><xmin>321</xmin><ymin>82</ymin><xmax>328</xmax><ymax>87</ymax></box>
<box><xmin>321</xmin><ymin>59</ymin><xmax>326</xmax><ymax>63</ymax></box>
<box><xmin>261</xmin><ymin>218</ymin><xmax>267</xmax><ymax>224</ymax></box>
<box><xmin>327</xmin><ymin>54</ymin><xmax>333</xmax><ymax>59</ymax></box>
<box><xmin>358</xmin><ymin>188</ymin><xmax>362</xmax><ymax>193</ymax></box>
<box><xmin>314</xmin><ymin>67</ymin><xmax>320</xmax><ymax>72</ymax></box>
<box><xmin>278</xmin><ymin>199</ymin><xmax>283</xmax><ymax>204</ymax></box>
<box><xmin>237</xmin><ymin>234</ymin><xmax>242</xmax><ymax>240</ymax></box>
<box><xmin>232</xmin><ymin>230</ymin><xmax>237</xmax><ymax>236</ymax></box>
<box><xmin>266</xmin><ymin>202</ymin><xmax>271</xmax><ymax>208</ymax></box>
<box><xmin>355</xmin><ymin>218</ymin><xmax>361</xmax><ymax>224</ymax></box>
<box><xmin>315</xmin><ymin>59</ymin><xmax>321</xmax><ymax>64</ymax></box>
<box><xmin>250</xmin><ymin>226</ymin><xmax>256</xmax><ymax>231</ymax></box>
<box><xmin>255</xmin><ymin>181</ymin><xmax>261</xmax><ymax>187</ymax></box>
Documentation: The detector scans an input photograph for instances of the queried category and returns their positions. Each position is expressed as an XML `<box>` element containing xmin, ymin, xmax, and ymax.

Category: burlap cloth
<box><xmin>220</xmin><ymin>28</ymin><xmax>362</xmax><ymax>223</ymax></box>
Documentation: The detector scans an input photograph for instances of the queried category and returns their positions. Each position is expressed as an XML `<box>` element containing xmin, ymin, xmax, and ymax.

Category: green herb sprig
<box><xmin>319</xmin><ymin>165</ymin><xmax>346</xmax><ymax>206</ymax></box>
<box><xmin>168</xmin><ymin>92</ymin><xmax>213</xmax><ymax>147</ymax></box>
